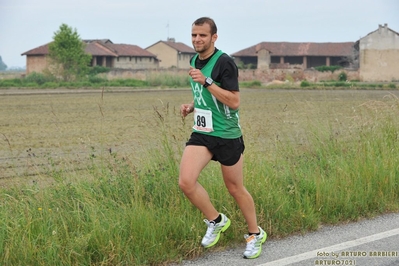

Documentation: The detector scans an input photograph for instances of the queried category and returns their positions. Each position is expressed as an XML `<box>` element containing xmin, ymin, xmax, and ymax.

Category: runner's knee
<box><xmin>178</xmin><ymin>176</ymin><xmax>195</xmax><ymax>194</ymax></box>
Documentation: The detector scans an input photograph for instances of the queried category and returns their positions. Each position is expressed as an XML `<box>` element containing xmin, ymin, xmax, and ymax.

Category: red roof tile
<box><xmin>22</xmin><ymin>39</ymin><xmax>157</xmax><ymax>58</ymax></box>
<box><xmin>85</xmin><ymin>42</ymin><xmax>118</xmax><ymax>56</ymax></box>
<box><xmin>146</xmin><ymin>41</ymin><xmax>196</xmax><ymax>54</ymax></box>
<box><xmin>163</xmin><ymin>41</ymin><xmax>196</xmax><ymax>53</ymax></box>
<box><xmin>21</xmin><ymin>43</ymin><xmax>50</xmax><ymax>55</ymax></box>
<box><xmin>103</xmin><ymin>43</ymin><xmax>156</xmax><ymax>57</ymax></box>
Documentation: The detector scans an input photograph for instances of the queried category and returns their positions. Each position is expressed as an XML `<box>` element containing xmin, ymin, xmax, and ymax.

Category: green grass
<box><xmin>1</xmin><ymin>89</ymin><xmax>399</xmax><ymax>265</ymax></box>
<box><xmin>1</xmin><ymin>71</ymin><xmax>398</xmax><ymax>90</ymax></box>
<box><xmin>0</xmin><ymin>71</ymin><xmax>192</xmax><ymax>89</ymax></box>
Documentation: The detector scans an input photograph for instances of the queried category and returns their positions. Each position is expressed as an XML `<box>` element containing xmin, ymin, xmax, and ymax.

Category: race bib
<box><xmin>193</xmin><ymin>108</ymin><xmax>213</xmax><ymax>132</ymax></box>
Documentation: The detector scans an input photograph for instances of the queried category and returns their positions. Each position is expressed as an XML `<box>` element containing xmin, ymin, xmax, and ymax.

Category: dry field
<box><xmin>1</xmin><ymin>88</ymin><xmax>398</xmax><ymax>186</ymax></box>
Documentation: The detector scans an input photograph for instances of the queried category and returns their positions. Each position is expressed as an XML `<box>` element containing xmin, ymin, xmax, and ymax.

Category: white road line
<box><xmin>257</xmin><ymin>227</ymin><xmax>399</xmax><ymax>266</ymax></box>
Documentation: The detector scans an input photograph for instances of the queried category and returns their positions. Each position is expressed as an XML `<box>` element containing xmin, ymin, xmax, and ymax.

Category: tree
<box><xmin>48</xmin><ymin>24</ymin><xmax>91</xmax><ymax>81</ymax></box>
<box><xmin>0</xmin><ymin>56</ymin><xmax>7</xmax><ymax>71</ymax></box>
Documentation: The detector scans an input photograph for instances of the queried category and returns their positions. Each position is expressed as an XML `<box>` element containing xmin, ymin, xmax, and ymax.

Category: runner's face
<box><xmin>191</xmin><ymin>23</ymin><xmax>217</xmax><ymax>54</ymax></box>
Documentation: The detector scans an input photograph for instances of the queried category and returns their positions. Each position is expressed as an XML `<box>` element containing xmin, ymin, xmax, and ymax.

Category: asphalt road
<box><xmin>177</xmin><ymin>212</ymin><xmax>399</xmax><ymax>266</ymax></box>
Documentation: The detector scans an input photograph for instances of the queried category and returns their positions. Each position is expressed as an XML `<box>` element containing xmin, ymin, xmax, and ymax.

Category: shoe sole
<box><xmin>243</xmin><ymin>231</ymin><xmax>267</xmax><ymax>259</ymax></box>
<box><xmin>203</xmin><ymin>219</ymin><xmax>231</xmax><ymax>248</ymax></box>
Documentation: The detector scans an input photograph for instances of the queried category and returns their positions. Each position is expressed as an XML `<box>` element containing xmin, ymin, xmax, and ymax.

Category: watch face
<box><xmin>204</xmin><ymin>77</ymin><xmax>213</xmax><ymax>87</ymax></box>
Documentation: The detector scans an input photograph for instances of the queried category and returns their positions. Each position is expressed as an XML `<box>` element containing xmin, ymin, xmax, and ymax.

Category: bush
<box><xmin>240</xmin><ymin>80</ymin><xmax>262</xmax><ymax>88</ymax></box>
<box><xmin>76</xmin><ymin>81</ymin><xmax>92</xmax><ymax>87</ymax></box>
<box><xmin>24</xmin><ymin>72</ymin><xmax>54</xmax><ymax>85</ymax></box>
<box><xmin>300</xmin><ymin>80</ymin><xmax>311</xmax><ymax>87</ymax></box>
<box><xmin>124</xmin><ymin>79</ymin><xmax>148</xmax><ymax>87</ymax></box>
<box><xmin>88</xmin><ymin>76</ymin><xmax>107</xmax><ymax>84</ymax></box>
<box><xmin>0</xmin><ymin>80</ymin><xmax>17</xmax><ymax>87</ymax></box>
<box><xmin>24</xmin><ymin>82</ymin><xmax>39</xmax><ymax>87</ymax></box>
<box><xmin>338</xmin><ymin>71</ymin><xmax>347</xmax><ymax>82</ymax></box>
<box><xmin>108</xmin><ymin>80</ymin><xmax>124</xmax><ymax>87</ymax></box>
<box><xmin>11</xmin><ymin>78</ymin><xmax>22</xmax><ymax>85</ymax></box>
<box><xmin>334</xmin><ymin>82</ymin><xmax>347</xmax><ymax>87</ymax></box>
<box><xmin>315</xmin><ymin>65</ymin><xmax>342</xmax><ymax>73</ymax></box>
<box><xmin>246</xmin><ymin>63</ymin><xmax>256</xmax><ymax>69</ymax></box>
<box><xmin>88</xmin><ymin>66</ymin><xmax>110</xmax><ymax>76</ymax></box>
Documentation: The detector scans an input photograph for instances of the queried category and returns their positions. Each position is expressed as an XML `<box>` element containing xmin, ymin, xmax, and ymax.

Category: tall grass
<box><xmin>1</xmin><ymin>71</ymin><xmax>397</xmax><ymax>89</ymax></box>
<box><xmin>145</xmin><ymin>71</ymin><xmax>190</xmax><ymax>88</ymax></box>
<box><xmin>1</xmin><ymin>91</ymin><xmax>399</xmax><ymax>265</ymax></box>
<box><xmin>0</xmin><ymin>71</ymin><xmax>191</xmax><ymax>89</ymax></box>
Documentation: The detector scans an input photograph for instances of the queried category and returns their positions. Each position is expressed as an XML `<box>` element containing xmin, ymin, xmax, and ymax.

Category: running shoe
<box><xmin>201</xmin><ymin>213</ymin><xmax>231</xmax><ymax>248</ymax></box>
<box><xmin>243</xmin><ymin>226</ymin><xmax>267</xmax><ymax>259</ymax></box>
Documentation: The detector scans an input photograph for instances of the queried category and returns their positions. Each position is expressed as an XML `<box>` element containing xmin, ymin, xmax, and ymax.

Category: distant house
<box><xmin>146</xmin><ymin>38</ymin><xmax>196</xmax><ymax>69</ymax></box>
<box><xmin>231</xmin><ymin>42</ymin><xmax>355</xmax><ymax>70</ymax></box>
<box><xmin>357</xmin><ymin>23</ymin><xmax>399</xmax><ymax>82</ymax></box>
<box><xmin>21</xmin><ymin>39</ymin><xmax>159</xmax><ymax>74</ymax></box>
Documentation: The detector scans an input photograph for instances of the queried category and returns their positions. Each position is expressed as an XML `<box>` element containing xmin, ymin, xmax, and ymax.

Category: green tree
<box><xmin>0</xmin><ymin>56</ymin><xmax>7</xmax><ymax>71</ymax></box>
<box><xmin>48</xmin><ymin>24</ymin><xmax>91</xmax><ymax>81</ymax></box>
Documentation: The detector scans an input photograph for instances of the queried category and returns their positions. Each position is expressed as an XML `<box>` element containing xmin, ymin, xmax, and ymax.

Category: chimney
<box><xmin>378</xmin><ymin>24</ymin><xmax>388</xmax><ymax>34</ymax></box>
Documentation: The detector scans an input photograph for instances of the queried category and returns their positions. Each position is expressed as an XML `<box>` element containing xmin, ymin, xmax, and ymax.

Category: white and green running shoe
<box><xmin>201</xmin><ymin>213</ymin><xmax>231</xmax><ymax>248</ymax></box>
<box><xmin>243</xmin><ymin>226</ymin><xmax>267</xmax><ymax>259</ymax></box>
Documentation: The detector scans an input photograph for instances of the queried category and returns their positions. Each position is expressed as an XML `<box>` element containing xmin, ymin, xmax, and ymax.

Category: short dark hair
<box><xmin>192</xmin><ymin>17</ymin><xmax>217</xmax><ymax>35</ymax></box>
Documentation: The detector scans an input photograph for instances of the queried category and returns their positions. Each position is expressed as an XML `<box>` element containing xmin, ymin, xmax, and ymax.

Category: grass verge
<box><xmin>1</xmin><ymin>91</ymin><xmax>399</xmax><ymax>265</ymax></box>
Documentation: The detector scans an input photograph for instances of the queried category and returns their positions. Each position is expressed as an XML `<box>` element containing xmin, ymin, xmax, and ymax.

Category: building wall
<box><xmin>26</xmin><ymin>56</ymin><xmax>49</xmax><ymax>74</ymax></box>
<box><xmin>113</xmin><ymin>56</ymin><xmax>158</xmax><ymax>69</ymax></box>
<box><xmin>25</xmin><ymin>55</ymin><xmax>158</xmax><ymax>73</ymax></box>
<box><xmin>238</xmin><ymin>68</ymin><xmax>359</xmax><ymax>83</ymax></box>
<box><xmin>92</xmin><ymin>56</ymin><xmax>114</xmax><ymax>68</ymax></box>
<box><xmin>177</xmin><ymin>53</ymin><xmax>192</xmax><ymax>69</ymax></box>
<box><xmin>146</xmin><ymin>43</ymin><xmax>192</xmax><ymax>69</ymax></box>
<box><xmin>258</xmin><ymin>53</ymin><xmax>346</xmax><ymax>70</ymax></box>
<box><xmin>257</xmin><ymin>49</ymin><xmax>270</xmax><ymax>69</ymax></box>
<box><xmin>360</xmin><ymin>49</ymin><xmax>399</xmax><ymax>82</ymax></box>
<box><xmin>359</xmin><ymin>24</ymin><xmax>399</xmax><ymax>82</ymax></box>
<box><xmin>147</xmin><ymin>43</ymin><xmax>178</xmax><ymax>68</ymax></box>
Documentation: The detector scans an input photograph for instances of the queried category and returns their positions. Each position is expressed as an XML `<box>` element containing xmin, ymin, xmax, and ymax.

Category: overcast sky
<box><xmin>1</xmin><ymin>0</ymin><xmax>398</xmax><ymax>68</ymax></box>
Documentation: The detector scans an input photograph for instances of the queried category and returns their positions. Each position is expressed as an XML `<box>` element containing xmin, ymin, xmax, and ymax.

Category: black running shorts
<box><xmin>186</xmin><ymin>132</ymin><xmax>245</xmax><ymax>166</ymax></box>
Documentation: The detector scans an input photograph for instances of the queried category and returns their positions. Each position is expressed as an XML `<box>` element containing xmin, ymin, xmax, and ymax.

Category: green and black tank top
<box><xmin>190</xmin><ymin>50</ymin><xmax>242</xmax><ymax>139</ymax></box>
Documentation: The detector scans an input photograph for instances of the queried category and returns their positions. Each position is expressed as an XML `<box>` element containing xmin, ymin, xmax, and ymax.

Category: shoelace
<box><xmin>204</xmin><ymin>220</ymin><xmax>216</xmax><ymax>237</ymax></box>
<box><xmin>245</xmin><ymin>235</ymin><xmax>257</xmax><ymax>251</ymax></box>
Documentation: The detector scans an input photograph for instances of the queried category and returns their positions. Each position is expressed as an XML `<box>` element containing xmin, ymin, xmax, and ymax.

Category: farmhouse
<box><xmin>146</xmin><ymin>38</ymin><xmax>196</xmax><ymax>69</ymax></box>
<box><xmin>231</xmin><ymin>42</ymin><xmax>355</xmax><ymax>70</ymax></box>
<box><xmin>21</xmin><ymin>39</ymin><xmax>159</xmax><ymax>74</ymax></box>
<box><xmin>20</xmin><ymin>24</ymin><xmax>398</xmax><ymax>82</ymax></box>
<box><xmin>232</xmin><ymin>23</ymin><xmax>399</xmax><ymax>82</ymax></box>
<box><xmin>357</xmin><ymin>23</ymin><xmax>399</xmax><ymax>82</ymax></box>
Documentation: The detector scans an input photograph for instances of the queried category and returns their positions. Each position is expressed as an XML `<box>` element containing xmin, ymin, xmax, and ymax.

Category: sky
<box><xmin>1</xmin><ymin>0</ymin><xmax>398</xmax><ymax>68</ymax></box>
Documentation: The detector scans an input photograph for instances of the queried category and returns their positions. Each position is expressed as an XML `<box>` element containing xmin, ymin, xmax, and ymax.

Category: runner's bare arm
<box><xmin>189</xmin><ymin>67</ymin><xmax>240</xmax><ymax>110</ymax></box>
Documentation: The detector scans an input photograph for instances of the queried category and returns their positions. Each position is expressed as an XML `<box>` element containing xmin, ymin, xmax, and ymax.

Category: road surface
<box><xmin>177</xmin><ymin>212</ymin><xmax>399</xmax><ymax>266</ymax></box>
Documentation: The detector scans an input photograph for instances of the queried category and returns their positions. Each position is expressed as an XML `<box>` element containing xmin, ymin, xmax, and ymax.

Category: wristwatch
<box><xmin>203</xmin><ymin>77</ymin><xmax>213</xmax><ymax>88</ymax></box>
